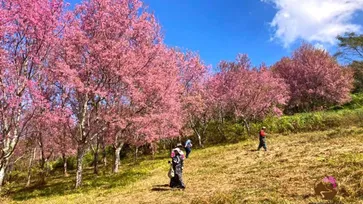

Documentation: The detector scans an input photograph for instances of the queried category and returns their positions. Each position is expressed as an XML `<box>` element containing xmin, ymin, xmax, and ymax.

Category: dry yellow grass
<box><xmin>2</xmin><ymin>127</ymin><xmax>363</xmax><ymax>204</ymax></box>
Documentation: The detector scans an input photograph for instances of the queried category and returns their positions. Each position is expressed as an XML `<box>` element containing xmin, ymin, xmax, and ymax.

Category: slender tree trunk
<box><xmin>93</xmin><ymin>144</ymin><xmax>99</xmax><ymax>175</ymax></box>
<box><xmin>62</xmin><ymin>153</ymin><xmax>69</xmax><ymax>177</ymax></box>
<box><xmin>134</xmin><ymin>146</ymin><xmax>138</xmax><ymax>163</ymax></box>
<box><xmin>190</xmin><ymin>118</ymin><xmax>203</xmax><ymax>148</ymax></box>
<box><xmin>243</xmin><ymin>119</ymin><xmax>250</xmax><ymax>136</ymax></box>
<box><xmin>201</xmin><ymin>123</ymin><xmax>208</xmax><ymax>147</ymax></box>
<box><xmin>193</xmin><ymin>127</ymin><xmax>203</xmax><ymax>147</ymax></box>
<box><xmin>39</xmin><ymin>147</ymin><xmax>47</xmax><ymax>185</ymax></box>
<box><xmin>75</xmin><ymin>146</ymin><xmax>85</xmax><ymax>189</ymax></box>
<box><xmin>112</xmin><ymin>143</ymin><xmax>123</xmax><ymax>173</ymax></box>
<box><xmin>75</xmin><ymin>96</ymin><xmax>89</xmax><ymax>189</ymax></box>
<box><xmin>38</xmin><ymin>133</ymin><xmax>53</xmax><ymax>185</ymax></box>
<box><xmin>26</xmin><ymin>148</ymin><xmax>36</xmax><ymax>187</ymax></box>
<box><xmin>102</xmin><ymin>142</ymin><xmax>107</xmax><ymax>167</ymax></box>
<box><xmin>151</xmin><ymin>142</ymin><xmax>157</xmax><ymax>159</ymax></box>
<box><xmin>0</xmin><ymin>158</ymin><xmax>9</xmax><ymax>190</ymax></box>
<box><xmin>163</xmin><ymin>142</ymin><xmax>166</xmax><ymax>150</ymax></box>
<box><xmin>39</xmin><ymin>160</ymin><xmax>46</xmax><ymax>185</ymax></box>
<box><xmin>0</xmin><ymin>166</ymin><xmax>6</xmax><ymax>190</ymax></box>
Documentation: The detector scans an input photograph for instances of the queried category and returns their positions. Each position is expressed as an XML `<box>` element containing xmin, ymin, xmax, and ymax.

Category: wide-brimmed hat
<box><xmin>176</xmin><ymin>143</ymin><xmax>183</xmax><ymax>147</ymax></box>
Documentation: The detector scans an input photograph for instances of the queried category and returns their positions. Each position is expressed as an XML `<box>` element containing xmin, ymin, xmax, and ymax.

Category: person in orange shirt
<box><xmin>257</xmin><ymin>126</ymin><xmax>267</xmax><ymax>151</ymax></box>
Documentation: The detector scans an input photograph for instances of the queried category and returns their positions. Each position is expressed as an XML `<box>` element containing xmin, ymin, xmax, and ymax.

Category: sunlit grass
<box><xmin>2</xmin><ymin>127</ymin><xmax>363</xmax><ymax>203</ymax></box>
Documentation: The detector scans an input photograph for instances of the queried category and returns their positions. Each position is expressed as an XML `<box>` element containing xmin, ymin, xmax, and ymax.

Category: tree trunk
<box><xmin>26</xmin><ymin>148</ymin><xmax>36</xmax><ymax>187</ymax></box>
<box><xmin>150</xmin><ymin>142</ymin><xmax>157</xmax><ymax>159</ymax></box>
<box><xmin>102</xmin><ymin>142</ymin><xmax>107</xmax><ymax>167</ymax></box>
<box><xmin>62</xmin><ymin>153</ymin><xmax>69</xmax><ymax>177</ymax></box>
<box><xmin>201</xmin><ymin>123</ymin><xmax>208</xmax><ymax>147</ymax></box>
<box><xmin>193</xmin><ymin>127</ymin><xmax>203</xmax><ymax>147</ymax></box>
<box><xmin>39</xmin><ymin>161</ymin><xmax>47</xmax><ymax>185</ymax></box>
<box><xmin>0</xmin><ymin>166</ymin><xmax>6</xmax><ymax>190</ymax></box>
<box><xmin>134</xmin><ymin>146</ymin><xmax>138</xmax><ymax>163</ymax></box>
<box><xmin>39</xmin><ymin>149</ymin><xmax>46</xmax><ymax>185</ymax></box>
<box><xmin>91</xmin><ymin>135</ymin><xmax>100</xmax><ymax>175</ymax></box>
<box><xmin>0</xmin><ymin>158</ymin><xmax>9</xmax><ymax>190</ymax></box>
<box><xmin>75</xmin><ymin>146</ymin><xmax>85</xmax><ymax>189</ymax></box>
<box><xmin>112</xmin><ymin>143</ymin><xmax>123</xmax><ymax>173</ymax></box>
<box><xmin>243</xmin><ymin>119</ymin><xmax>251</xmax><ymax>136</ymax></box>
<box><xmin>197</xmin><ymin>132</ymin><xmax>202</xmax><ymax>147</ymax></box>
<box><xmin>93</xmin><ymin>146</ymin><xmax>99</xmax><ymax>175</ymax></box>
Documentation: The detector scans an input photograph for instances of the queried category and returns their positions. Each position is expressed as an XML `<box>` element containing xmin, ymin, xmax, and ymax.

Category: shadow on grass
<box><xmin>151</xmin><ymin>187</ymin><xmax>172</xmax><ymax>191</ymax></box>
<box><xmin>5</xmin><ymin>167</ymin><xmax>149</xmax><ymax>201</ymax></box>
<box><xmin>151</xmin><ymin>184</ymin><xmax>172</xmax><ymax>192</ymax></box>
<box><xmin>152</xmin><ymin>184</ymin><xmax>169</xmax><ymax>187</ymax></box>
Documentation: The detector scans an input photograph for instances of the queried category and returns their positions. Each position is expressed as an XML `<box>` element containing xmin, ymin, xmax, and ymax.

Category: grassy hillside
<box><xmin>2</xmin><ymin>127</ymin><xmax>363</xmax><ymax>203</ymax></box>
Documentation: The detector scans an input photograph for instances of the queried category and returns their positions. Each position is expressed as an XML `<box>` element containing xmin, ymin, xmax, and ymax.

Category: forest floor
<box><xmin>1</xmin><ymin>127</ymin><xmax>363</xmax><ymax>204</ymax></box>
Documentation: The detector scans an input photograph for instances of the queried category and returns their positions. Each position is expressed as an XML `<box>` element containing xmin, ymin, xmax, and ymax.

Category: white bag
<box><xmin>168</xmin><ymin>165</ymin><xmax>175</xmax><ymax>178</ymax></box>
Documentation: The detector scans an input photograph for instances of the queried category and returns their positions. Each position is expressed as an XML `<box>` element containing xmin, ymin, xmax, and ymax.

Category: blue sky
<box><xmin>143</xmin><ymin>0</ymin><xmax>289</xmax><ymax>69</ymax></box>
<box><xmin>67</xmin><ymin>0</ymin><xmax>363</xmax><ymax>69</ymax></box>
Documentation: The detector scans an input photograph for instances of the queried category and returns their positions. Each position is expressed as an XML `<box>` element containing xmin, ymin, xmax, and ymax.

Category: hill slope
<box><xmin>3</xmin><ymin>128</ymin><xmax>363</xmax><ymax>203</ymax></box>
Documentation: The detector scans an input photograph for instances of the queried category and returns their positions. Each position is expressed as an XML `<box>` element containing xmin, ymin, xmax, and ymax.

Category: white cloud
<box><xmin>314</xmin><ymin>43</ymin><xmax>326</xmax><ymax>51</ymax></box>
<box><xmin>263</xmin><ymin>0</ymin><xmax>363</xmax><ymax>47</ymax></box>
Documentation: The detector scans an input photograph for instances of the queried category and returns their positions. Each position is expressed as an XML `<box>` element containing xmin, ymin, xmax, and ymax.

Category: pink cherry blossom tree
<box><xmin>178</xmin><ymin>51</ymin><xmax>210</xmax><ymax>147</ymax></box>
<box><xmin>207</xmin><ymin>54</ymin><xmax>289</xmax><ymax>134</ymax></box>
<box><xmin>51</xmin><ymin>0</ymin><xmax>184</xmax><ymax>186</ymax></box>
<box><xmin>0</xmin><ymin>0</ymin><xmax>64</xmax><ymax>189</ymax></box>
<box><xmin>104</xmin><ymin>47</ymin><xmax>184</xmax><ymax>173</ymax></box>
<box><xmin>273</xmin><ymin>44</ymin><xmax>354</xmax><ymax>112</ymax></box>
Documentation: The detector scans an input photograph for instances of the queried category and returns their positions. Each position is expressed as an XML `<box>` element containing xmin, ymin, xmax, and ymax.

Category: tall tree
<box><xmin>53</xmin><ymin>0</ymin><xmax>183</xmax><ymax>187</ymax></box>
<box><xmin>336</xmin><ymin>33</ymin><xmax>363</xmax><ymax>61</ymax></box>
<box><xmin>0</xmin><ymin>0</ymin><xmax>64</xmax><ymax>189</ymax></box>
<box><xmin>104</xmin><ymin>47</ymin><xmax>184</xmax><ymax>173</ymax></box>
<box><xmin>274</xmin><ymin>44</ymin><xmax>354</xmax><ymax>112</ymax></box>
<box><xmin>179</xmin><ymin>51</ymin><xmax>209</xmax><ymax>147</ymax></box>
<box><xmin>336</xmin><ymin>33</ymin><xmax>363</xmax><ymax>93</ymax></box>
<box><xmin>208</xmin><ymin>54</ymin><xmax>289</xmax><ymax>134</ymax></box>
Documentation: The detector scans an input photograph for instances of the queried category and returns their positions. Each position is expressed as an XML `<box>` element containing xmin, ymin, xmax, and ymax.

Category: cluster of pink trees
<box><xmin>0</xmin><ymin>0</ymin><xmax>206</xmax><ymax>189</ymax></box>
<box><xmin>273</xmin><ymin>44</ymin><xmax>354</xmax><ymax>112</ymax></box>
<box><xmin>0</xmin><ymin>0</ymin><xmax>355</xmax><ymax>191</ymax></box>
<box><xmin>0</xmin><ymin>0</ymin><xmax>65</xmax><ymax>188</ymax></box>
<box><xmin>206</xmin><ymin>54</ymin><xmax>290</xmax><ymax>134</ymax></box>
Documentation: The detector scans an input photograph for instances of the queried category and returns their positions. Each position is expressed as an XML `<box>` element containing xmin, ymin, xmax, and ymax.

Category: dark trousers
<box><xmin>170</xmin><ymin>172</ymin><xmax>185</xmax><ymax>188</ymax></box>
<box><xmin>257</xmin><ymin>136</ymin><xmax>267</xmax><ymax>151</ymax></box>
<box><xmin>185</xmin><ymin>147</ymin><xmax>191</xmax><ymax>158</ymax></box>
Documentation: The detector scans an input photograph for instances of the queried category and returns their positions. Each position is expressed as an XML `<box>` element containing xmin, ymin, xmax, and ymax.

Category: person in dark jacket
<box><xmin>169</xmin><ymin>143</ymin><xmax>185</xmax><ymax>189</ymax></box>
<box><xmin>257</xmin><ymin>126</ymin><xmax>267</xmax><ymax>151</ymax></box>
<box><xmin>184</xmin><ymin>139</ymin><xmax>192</xmax><ymax>158</ymax></box>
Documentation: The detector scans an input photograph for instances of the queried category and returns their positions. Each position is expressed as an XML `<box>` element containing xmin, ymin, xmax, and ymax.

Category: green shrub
<box><xmin>185</xmin><ymin>105</ymin><xmax>363</xmax><ymax>147</ymax></box>
<box><xmin>341</xmin><ymin>93</ymin><xmax>363</xmax><ymax>110</ymax></box>
<box><xmin>203</xmin><ymin>121</ymin><xmax>225</xmax><ymax>145</ymax></box>
<box><xmin>6</xmin><ymin>170</ymin><xmax>27</xmax><ymax>183</ymax></box>
<box><xmin>266</xmin><ymin>108</ymin><xmax>363</xmax><ymax>135</ymax></box>
<box><xmin>83</xmin><ymin>151</ymin><xmax>95</xmax><ymax>167</ymax></box>
<box><xmin>201</xmin><ymin>120</ymin><xmax>251</xmax><ymax>145</ymax></box>
<box><xmin>222</xmin><ymin>122</ymin><xmax>246</xmax><ymax>143</ymax></box>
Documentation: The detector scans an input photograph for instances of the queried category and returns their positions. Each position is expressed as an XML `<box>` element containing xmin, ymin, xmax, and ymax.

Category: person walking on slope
<box><xmin>184</xmin><ymin>139</ymin><xmax>192</xmax><ymax>158</ymax></box>
<box><xmin>257</xmin><ymin>127</ymin><xmax>267</xmax><ymax>151</ymax></box>
<box><xmin>169</xmin><ymin>143</ymin><xmax>186</xmax><ymax>189</ymax></box>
